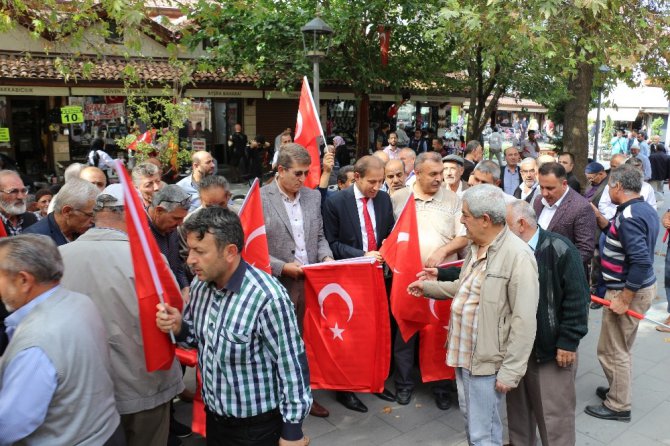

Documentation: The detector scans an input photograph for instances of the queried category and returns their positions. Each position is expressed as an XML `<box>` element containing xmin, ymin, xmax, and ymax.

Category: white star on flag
<box><xmin>330</xmin><ymin>323</ymin><xmax>345</xmax><ymax>340</ymax></box>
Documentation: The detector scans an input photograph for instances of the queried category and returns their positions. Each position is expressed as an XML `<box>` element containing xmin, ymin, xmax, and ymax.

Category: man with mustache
<box><xmin>0</xmin><ymin>170</ymin><xmax>36</xmax><ymax>236</ymax></box>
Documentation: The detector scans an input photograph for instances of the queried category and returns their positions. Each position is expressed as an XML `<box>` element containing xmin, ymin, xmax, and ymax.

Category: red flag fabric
<box><xmin>303</xmin><ymin>259</ymin><xmax>390</xmax><ymax>392</ymax></box>
<box><xmin>114</xmin><ymin>160</ymin><xmax>181</xmax><ymax>372</ymax></box>
<box><xmin>378</xmin><ymin>25</ymin><xmax>390</xmax><ymax>66</ymax></box>
<box><xmin>238</xmin><ymin>178</ymin><xmax>271</xmax><ymax>273</ymax></box>
<box><xmin>0</xmin><ymin>222</ymin><xmax>7</xmax><ymax>238</ymax></box>
<box><xmin>128</xmin><ymin>129</ymin><xmax>154</xmax><ymax>151</ymax></box>
<box><xmin>419</xmin><ymin>298</ymin><xmax>455</xmax><ymax>382</ymax></box>
<box><xmin>294</xmin><ymin>77</ymin><xmax>324</xmax><ymax>188</ymax></box>
<box><xmin>379</xmin><ymin>193</ymin><xmax>430</xmax><ymax>342</ymax></box>
<box><xmin>176</xmin><ymin>348</ymin><xmax>206</xmax><ymax>437</ymax></box>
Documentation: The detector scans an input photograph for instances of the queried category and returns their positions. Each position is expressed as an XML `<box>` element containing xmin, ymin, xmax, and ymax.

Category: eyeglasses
<box><xmin>74</xmin><ymin>209</ymin><xmax>95</xmax><ymax>218</ymax></box>
<box><xmin>160</xmin><ymin>196</ymin><xmax>191</xmax><ymax>207</ymax></box>
<box><xmin>520</xmin><ymin>169</ymin><xmax>536</xmax><ymax>174</ymax></box>
<box><xmin>1</xmin><ymin>188</ymin><xmax>28</xmax><ymax>195</ymax></box>
<box><xmin>288</xmin><ymin>169</ymin><xmax>310</xmax><ymax>178</ymax></box>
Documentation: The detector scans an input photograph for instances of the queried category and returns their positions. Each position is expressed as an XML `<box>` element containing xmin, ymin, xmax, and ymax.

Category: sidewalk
<box><xmin>177</xmin><ymin>195</ymin><xmax>670</xmax><ymax>446</ymax></box>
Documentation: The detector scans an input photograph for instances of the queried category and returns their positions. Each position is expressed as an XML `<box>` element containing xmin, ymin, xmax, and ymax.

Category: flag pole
<box><xmin>591</xmin><ymin>295</ymin><xmax>670</xmax><ymax>330</ymax></box>
<box><xmin>115</xmin><ymin>160</ymin><xmax>176</xmax><ymax>344</ymax></box>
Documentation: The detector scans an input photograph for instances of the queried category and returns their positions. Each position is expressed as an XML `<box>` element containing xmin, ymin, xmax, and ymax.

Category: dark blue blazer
<box><xmin>322</xmin><ymin>186</ymin><xmax>395</xmax><ymax>260</ymax></box>
<box><xmin>24</xmin><ymin>212</ymin><xmax>68</xmax><ymax>246</ymax></box>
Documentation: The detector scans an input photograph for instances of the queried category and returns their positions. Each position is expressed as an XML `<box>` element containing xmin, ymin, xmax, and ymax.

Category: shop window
<box><xmin>105</xmin><ymin>20</ymin><xmax>124</xmax><ymax>45</ymax></box>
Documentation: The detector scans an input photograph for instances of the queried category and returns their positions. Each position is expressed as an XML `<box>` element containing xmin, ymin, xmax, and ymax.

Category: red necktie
<box><xmin>362</xmin><ymin>197</ymin><xmax>377</xmax><ymax>251</ymax></box>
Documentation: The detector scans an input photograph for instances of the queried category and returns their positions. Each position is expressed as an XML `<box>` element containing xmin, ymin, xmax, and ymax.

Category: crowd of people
<box><xmin>0</xmin><ymin>124</ymin><xmax>667</xmax><ymax>446</ymax></box>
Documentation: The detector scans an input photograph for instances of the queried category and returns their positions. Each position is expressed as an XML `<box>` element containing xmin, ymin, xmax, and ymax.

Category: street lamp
<box><xmin>301</xmin><ymin>16</ymin><xmax>333</xmax><ymax>120</ymax></box>
<box><xmin>593</xmin><ymin>64</ymin><xmax>611</xmax><ymax>161</ymax></box>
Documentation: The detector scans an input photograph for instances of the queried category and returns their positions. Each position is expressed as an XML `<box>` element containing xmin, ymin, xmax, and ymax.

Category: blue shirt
<box><xmin>634</xmin><ymin>153</ymin><xmax>652</xmax><ymax>180</ymax></box>
<box><xmin>0</xmin><ymin>286</ymin><xmax>60</xmax><ymax>445</ymax></box>
<box><xmin>528</xmin><ymin>228</ymin><xmax>540</xmax><ymax>251</ymax></box>
<box><xmin>176</xmin><ymin>174</ymin><xmax>201</xmax><ymax>212</ymax></box>
<box><xmin>503</xmin><ymin>166</ymin><xmax>521</xmax><ymax>196</ymax></box>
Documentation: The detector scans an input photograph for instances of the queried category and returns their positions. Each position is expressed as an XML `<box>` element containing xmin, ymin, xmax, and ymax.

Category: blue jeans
<box><xmin>455</xmin><ymin>368</ymin><xmax>503</xmax><ymax>446</ymax></box>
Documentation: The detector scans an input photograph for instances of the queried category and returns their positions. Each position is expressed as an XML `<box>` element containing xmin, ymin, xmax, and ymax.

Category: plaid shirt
<box><xmin>447</xmin><ymin>246</ymin><xmax>489</xmax><ymax>370</ymax></box>
<box><xmin>0</xmin><ymin>212</ymin><xmax>23</xmax><ymax>236</ymax></box>
<box><xmin>178</xmin><ymin>259</ymin><xmax>311</xmax><ymax>439</ymax></box>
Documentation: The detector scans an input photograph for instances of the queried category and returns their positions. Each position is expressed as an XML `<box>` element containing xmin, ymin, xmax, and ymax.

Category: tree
<box><xmin>184</xmin><ymin>0</ymin><xmax>452</xmax><ymax>156</ymax></box>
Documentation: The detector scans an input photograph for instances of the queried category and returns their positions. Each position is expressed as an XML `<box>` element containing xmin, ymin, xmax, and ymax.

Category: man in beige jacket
<box><xmin>408</xmin><ymin>184</ymin><xmax>539</xmax><ymax>446</ymax></box>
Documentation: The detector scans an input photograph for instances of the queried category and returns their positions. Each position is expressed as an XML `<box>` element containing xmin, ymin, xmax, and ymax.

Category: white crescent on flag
<box><xmin>318</xmin><ymin>283</ymin><xmax>354</xmax><ymax>322</ymax></box>
<box><xmin>429</xmin><ymin>299</ymin><xmax>439</xmax><ymax>320</ymax></box>
<box><xmin>245</xmin><ymin>225</ymin><xmax>266</xmax><ymax>252</ymax></box>
<box><xmin>393</xmin><ymin>231</ymin><xmax>410</xmax><ymax>274</ymax></box>
<box><xmin>294</xmin><ymin>110</ymin><xmax>304</xmax><ymax>141</ymax></box>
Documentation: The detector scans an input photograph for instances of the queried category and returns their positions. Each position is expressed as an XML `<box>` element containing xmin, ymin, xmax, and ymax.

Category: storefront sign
<box><xmin>0</xmin><ymin>86</ymin><xmax>69</xmax><ymax>96</ymax></box>
<box><xmin>61</xmin><ymin>106</ymin><xmax>84</xmax><ymax>124</ymax></box>
<box><xmin>320</xmin><ymin>92</ymin><xmax>356</xmax><ymax>100</ymax></box>
<box><xmin>191</xmin><ymin>138</ymin><xmax>206</xmax><ymax>151</ymax></box>
<box><xmin>368</xmin><ymin>94</ymin><xmax>399</xmax><ymax>102</ymax></box>
<box><xmin>451</xmin><ymin>106</ymin><xmax>461</xmax><ymax>124</ymax></box>
<box><xmin>84</xmin><ymin>103</ymin><xmax>125</xmax><ymax>121</ymax></box>
<box><xmin>184</xmin><ymin>89</ymin><xmax>262</xmax><ymax>98</ymax></box>
<box><xmin>70</xmin><ymin>87</ymin><xmax>171</xmax><ymax>97</ymax></box>
<box><xmin>0</xmin><ymin>128</ymin><xmax>9</xmax><ymax>142</ymax></box>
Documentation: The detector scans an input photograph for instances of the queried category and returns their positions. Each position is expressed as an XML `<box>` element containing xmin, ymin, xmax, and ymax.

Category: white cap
<box><xmin>96</xmin><ymin>183</ymin><xmax>125</xmax><ymax>207</ymax></box>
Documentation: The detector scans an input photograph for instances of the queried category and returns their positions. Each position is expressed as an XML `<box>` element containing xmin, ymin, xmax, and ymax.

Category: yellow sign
<box><xmin>61</xmin><ymin>106</ymin><xmax>84</xmax><ymax>124</ymax></box>
<box><xmin>451</xmin><ymin>106</ymin><xmax>461</xmax><ymax>124</ymax></box>
<box><xmin>0</xmin><ymin>128</ymin><xmax>9</xmax><ymax>142</ymax></box>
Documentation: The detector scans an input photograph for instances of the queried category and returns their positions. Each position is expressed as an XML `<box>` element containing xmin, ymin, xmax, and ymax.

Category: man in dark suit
<box><xmin>533</xmin><ymin>162</ymin><xmax>596</xmax><ymax>271</ymax></box>
<box><xmin>262</xmin><ymin>143</ymin><xmax>333</xmax><ymax>418</ymax></box>
<box><xmin>322</xmin><ymin>155</ymin><xmax>396</xmax><ymax>412</ymax></box>
<box><xmin>558</xmin><ymin>152</ymin><xmax>582</xmax><ymax>194</ymax></box>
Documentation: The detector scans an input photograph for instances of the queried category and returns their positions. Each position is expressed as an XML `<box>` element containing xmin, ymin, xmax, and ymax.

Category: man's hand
<box><xmin>279</xmin><ymin>436</ymin><xmax>310</xmax><ymax>446</ymax></box>
<box><xmin>609</xmin><ymin>296</ymin><xmax>630</xmax><ymax>315</ymax></box>
<box><xmin>365</xmin><ymin>250</ymin><xmax>384</xmax><ymax>264</ymax></box>
<box><xmin>425</xmin><ymin>246</ymin><xmax>447</xmax><ymax>268</ymax></box>
<box><xmin>281</xmin><ymin>262</ymin><xmax>304</xmax><ymax>280</ymax></box>
<box><xmin>556</xmin><ymin>349</ymin><xmax>576</xmax><ymax>368</ymax></box>
<box><xmin>322</xmin><ymin>151</ymin><xmax>335</xmax><ymax>173</ymax></box>
<box><xmin>495</xmin><ymin>380</ymin><xmax>512</xmax><ymax>394</ymax></box>
<box><xmin>407</xmin><ymin>280</ymin><xmax>424</xmax><ymax>297</ymax></box>
<box><xmin>156</xmin><ymin>303</ymin><xmax>183</xmax><ymax>335</ymax></box>
<box><xmin>417</xmin><ymin>267</ymin><xmax>438</xmax><ymax>281</ymax></box>
<box><xmin>662</xmin><ymin>211</ymin><xmax>670</xmax><ymax>229</ymax></box>
<box><xmin>321</xmin><ymin>256</ymin><xmax>334</xmax><ymax>263</ymax></box>
<box><xmin>590</xmin><ymin>203</ymin><xmax>609</xmax><ymax>230</ymax></box>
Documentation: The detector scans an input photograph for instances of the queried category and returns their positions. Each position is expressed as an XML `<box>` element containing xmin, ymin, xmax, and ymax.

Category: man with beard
<box><xmin>0</xmin><ymin>170</ymin><xmax>36</xmax><ymax>235</ymax></box>
<box><xmin>383</xmin><ymin>132</ymin><xmax>401</xmax><ymax>160</ymax></box>
<box><xmin>176</xmin><ymin>150</ymin><xmax>216</xmax><ymax>212</ymax></box>
<box><xmin>514</xmin><ymin>157</ymin><xmax>540</xmax><ymax>203</ymax></box>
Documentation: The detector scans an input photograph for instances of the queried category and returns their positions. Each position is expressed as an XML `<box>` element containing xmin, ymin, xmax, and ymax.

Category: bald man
<box><xmin>384</xmin><ymin>159</ymin><xmax>407</xmax><ymax>195</ymax></box>
<box><xmin>79</xmin><ymin>166</ymin><xmax>107</xmax><ymax>192</ymax></box>
<box><xmin>176</xmin><ymin>151</ymin><xmax>216</xmax><ymax>211</ymax></box>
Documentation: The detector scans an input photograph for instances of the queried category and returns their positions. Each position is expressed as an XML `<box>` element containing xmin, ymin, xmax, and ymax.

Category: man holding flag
<box><xmin>389</xmin><ymin>152</ymin><xmax>467</xmax><ymax>410</ymax></box>
<box><xmin>408</xmin><ymin>185</ymin><xmax>538</xmax><ymax>446</ymax></box>
<box><xmin>60</xmin><ymin>184</ymin><xmax>184</xmax><ymax>446</ymax></box>
<box><xmin>261</xmin><ymin>143</ymin><xmax>333</xmax><ymax>418</ymax></box>
<box><xmin>323</xmin><ymin>155</ymin><xmax>396</xmax><ymax>412</ymax></box>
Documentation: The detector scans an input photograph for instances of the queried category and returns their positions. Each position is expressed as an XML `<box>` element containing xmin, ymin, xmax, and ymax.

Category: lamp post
<box><xmin>593</xmin><ymin>64</ymin><xmax>611</xmax><ymax>161</ymax></box>
<box><xmin>301</xmin><ymin>16</ymin><xmax>333</xmax><ymax>120</ymax></box>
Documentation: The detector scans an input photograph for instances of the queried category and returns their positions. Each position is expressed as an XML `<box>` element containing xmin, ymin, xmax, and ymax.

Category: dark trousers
<box><xmin>205</xmin><ymin>408</ymin><xmax>282</xmax><ymax>446</ymax></box>
<box><xmin>394</xmin><ymin>332</ymin><xmax>450</xmax><ymax>397</ymax></box>
<box><xmin>103</xmin><ymin>422</ymin><xmax>127</xmax><ymax>446</ymax></box>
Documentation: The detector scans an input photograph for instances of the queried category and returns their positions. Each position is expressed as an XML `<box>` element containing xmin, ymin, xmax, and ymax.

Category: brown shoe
<box><xmin>309</xmin><ymin>400</ymin><xmax>330</xmax><ymax>418</ymax></box>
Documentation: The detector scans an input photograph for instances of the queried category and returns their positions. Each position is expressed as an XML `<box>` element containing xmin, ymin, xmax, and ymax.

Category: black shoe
<box><xmin>336</xmin><ymin>392</ymin><xmax>368</xmax><ymax>413</ymax></box>
<box><xmin>585</xmin><ymin>403</ymin><xmax>631</xmax><ymax>422</ymax></box>
<box><xmin>170</xmin><ymin>419</ymin><xmax>192</xmax><ymax>438</ymax></box>
<box><xmin>374</xmin><ymin>388</ymin><xmax>396</xmax><ymax>402</ymax></box>
<box><xmin>167</xmin><ymin>434</ymin><xmax>183</xmax><ymax>446</ymax></box>
<box><xmin>396</xmin><ymin>389</ymin><xmax>412</xmax><ymax>405</ymax></box>
<box><xmin>590</xmin><ymin>302</ymin><xmax>603</xmax><ymax>309</ymax></box>
<box><xmin>596</xmin><ymin>386</ymin><xmax>609</xmax><ymax>400</ymax></box>
<box><xmin>435</xmin><ymin>393</ymin><xmax>451</xmax><ymax>410</ymax></box>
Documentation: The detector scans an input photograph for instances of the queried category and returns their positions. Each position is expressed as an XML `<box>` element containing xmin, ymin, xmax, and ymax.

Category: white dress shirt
<box><xmin>277</xmin><ymin>183</ymin><xmax>309</xmax><ymax>265</ymax></box>
<box><xmin>353</xmin><ymin>184</ymin><xmax>377</xmax><ymax>252</ymax></box>
<box><xmin>538</xmin><ymin>186</ymin><xmax>570</xmax><ymax>229</ymax></box>
<box><xmin>598</xmin><ymin>182</ymin><xmax>657</xmax><ymax>220</ymax></box>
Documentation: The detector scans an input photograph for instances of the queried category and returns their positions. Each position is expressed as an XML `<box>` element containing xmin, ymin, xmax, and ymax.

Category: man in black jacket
<box><xmin>505</xmin><ymin>199</ymin><xmax>589</xmax><ymax>446</ymax></box>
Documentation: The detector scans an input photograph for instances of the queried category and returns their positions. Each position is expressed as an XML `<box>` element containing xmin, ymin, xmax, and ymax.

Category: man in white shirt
<box><xmin>383</xmin><ymin>132</ymin><xmax>401</xmax><ymax>160</ymax></box>
<box><xmin>598</xmin><ymin>154</ymin><xmax>656</xmax><ymax>220</ymax></box>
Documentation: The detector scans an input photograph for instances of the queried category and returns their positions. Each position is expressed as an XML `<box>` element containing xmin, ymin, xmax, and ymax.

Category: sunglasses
<box><xmin>287</xmin><ymin>168</ymin><xmax>310</xmax><ymax>178</ymax></box>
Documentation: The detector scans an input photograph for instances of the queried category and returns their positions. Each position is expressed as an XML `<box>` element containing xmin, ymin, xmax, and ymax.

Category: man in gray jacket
<box><xmin>408</xmin><ymin>184</ymin><xmax>539</xmax><ymax>446</ymax></box>
<box><xmin>59</xmin><ymin>184</ymin><xmax>184</xmax><ymax>446</ymax></box>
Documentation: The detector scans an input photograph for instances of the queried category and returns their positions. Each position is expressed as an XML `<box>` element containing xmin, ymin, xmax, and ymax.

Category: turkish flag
<box><xmin>294</xmin><ymin>77</ymin><xmax>324</xmax><ymax>189</ymax></box>
<box><xmin>419</xmin><ymin>298</ymin><xmax>455</xmax><ymax>382</ymax></box>
<box><xmin>238</xmin><ymin>178</ymin><xmax>271</xmax><ymax>273</ymax></box>
<box><xmin>379</xmin><ymin>193</ymin><xmax>430</xmax><ymax>342</ymax></box>
<box><xmin>303</xmin><ymin>259</ymin><xmax>390</xmax><ymax>392</ymax></box>
<box><xmin>378</xmin><ymin>25</ymin><xmax>391</xmax><ymax>67</ymax></box>
<box><xmin>114</xmin><ymin>160</ymin><xmax>181</xmax><ymax>372</ymax></box>
<box><xmin>128</xmin><ymin>129</ymin><xmax>155</xmax><ymax>151</ymax></box>
<box><xmin>176</xmin><ymin>348</ymin><xmax>206</xmax><ymax>437</ymax></box>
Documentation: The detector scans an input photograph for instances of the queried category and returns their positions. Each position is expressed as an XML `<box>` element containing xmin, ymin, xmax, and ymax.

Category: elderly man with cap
<box><xmin>443</xmin><ymin>154</ymin><xmax>469</xmax><ymax>197</ymax></box>
<box><xmin>59</xmin><ymin>185</ymin><xmax>184</xmax><ymax>446</ymax></box>
<box><xmin>584</xmin><ymin>162</ymin><xmax>609</xmax><ymax>205</ymax></box>
<box><xmin>25</xmin><ymin>179</ymin><xmax>99</xmax><ymax>246</ymax></box>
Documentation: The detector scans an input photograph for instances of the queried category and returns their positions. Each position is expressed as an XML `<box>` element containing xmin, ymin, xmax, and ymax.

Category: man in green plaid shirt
<box><xmin>157</xmin><ymin>207</ymin><xmax>311</xmax><ymax>446</ymax></box>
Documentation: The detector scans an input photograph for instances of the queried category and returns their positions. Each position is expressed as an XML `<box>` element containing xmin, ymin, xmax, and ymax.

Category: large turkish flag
<box><xmin>419</xmin><ymin>298</ymin><xmax>456</xmax><ymax>382</ymax></box>
<box><xmin>379</xmin><ymin>193</ymin><xmax>430</xmax><ymax>341</ymax></box>
<box><xmin>114</xmin><ymin>160</ymin><xmax>181</xmax><ymax>372</ymax></box>
<box><xmin>294</xmin><ymin>76</ymin><xmax>324</xmax><ymax>188</ymax></box>
<box><xmin>238</xmin><ymin>178</ymin><xmax>271</xmax><ymax>273</ymax></box>
<box><xmin>302</xmin><ymin>259</ymin><xmax>390</xmax><ymax>392</ymax></box>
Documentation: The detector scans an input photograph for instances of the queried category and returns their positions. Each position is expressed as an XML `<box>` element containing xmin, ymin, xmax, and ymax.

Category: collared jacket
<box><xmin>533</xmin><ymin>228</ymin><xmax>589</xmax><ymax>363</ymax></box>
<box><xmin>422</xmin><ymin>226</ymin><xmax>539</xmax><ymax>388</ymax></box>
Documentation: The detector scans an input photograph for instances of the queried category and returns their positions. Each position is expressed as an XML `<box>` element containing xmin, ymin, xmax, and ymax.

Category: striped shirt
<box><xmin>447</xmin><ymin>246</ymin><xmax>489</xmax><ymax>370</ymax></box>
<box><xmin>177</xmin><ymin>259</ymin><xmax>311</xmax><ymax>439</ymax></box>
